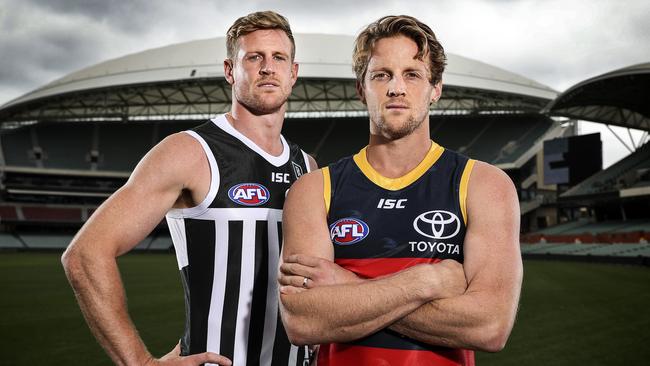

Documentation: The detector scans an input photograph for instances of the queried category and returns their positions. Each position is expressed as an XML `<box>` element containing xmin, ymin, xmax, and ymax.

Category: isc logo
<box><xmin>228</xmin><ymin>183</ymin><xmax>270</xmax><ymax>206</ymax></box>
<box><xmin>329</xmin><ymin>218</ymin><xmax>370</xmax><ymax>245</ymax></box>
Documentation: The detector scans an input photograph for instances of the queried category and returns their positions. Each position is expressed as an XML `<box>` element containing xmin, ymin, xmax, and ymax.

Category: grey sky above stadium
<box><xmin>1</xmin><ymin>0</ymin><xmax>648</xmax><ymax>165</ymax></box>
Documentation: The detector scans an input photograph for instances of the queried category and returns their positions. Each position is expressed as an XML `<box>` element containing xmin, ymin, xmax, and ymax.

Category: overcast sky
<box><xmin>1</xmin><ymin>0</ymin><xmax>648</xmax><ymax>165</ymax></box>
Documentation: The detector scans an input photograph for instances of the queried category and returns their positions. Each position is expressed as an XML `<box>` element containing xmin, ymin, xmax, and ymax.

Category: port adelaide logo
<box><xmin>329</xmin><ymin>218</ymin><xmax>370</xmax><ymax>245</ymax></box>
<box><xmin>228</xmin><ymin>183</ymin><xmax>270</xmax><ymax>206</ymax></box>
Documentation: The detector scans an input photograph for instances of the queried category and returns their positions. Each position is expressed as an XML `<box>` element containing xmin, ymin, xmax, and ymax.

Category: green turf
<box><xmin>0</xmin><ymin>253</ymin><xmax>648</xmax><ymax>365</ymax></box>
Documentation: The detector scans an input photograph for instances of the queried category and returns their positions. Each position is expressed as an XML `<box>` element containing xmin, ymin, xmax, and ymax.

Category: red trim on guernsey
<box><xmin>318</xmin><ymin>344</ymin><xmax>475</xmax><ymax>366</ymax></box>
<box><xmin>334</xmin><ymin>257</ymin><xmax>442</xmax><ymax>278</ymax></box>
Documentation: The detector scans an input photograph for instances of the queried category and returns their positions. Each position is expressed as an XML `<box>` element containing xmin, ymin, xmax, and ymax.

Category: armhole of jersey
<box><xmin>166</xmin><ymin>130</ymin><xmax>220</xmax><ymax>218</ymax></box>
<box><xmin>459</xmin><ymin>159</ymin><xmax>476</xmax><ymax>225</ymax></box>
<box><xmin>322</xmin><ymin>167</ymin><xmax>331</xmax><ymax>215</ymax></box>
<box><xmin>301</xmin><ymin>149</ymin><xmax>312</xmax><ymax>173</ymax></box>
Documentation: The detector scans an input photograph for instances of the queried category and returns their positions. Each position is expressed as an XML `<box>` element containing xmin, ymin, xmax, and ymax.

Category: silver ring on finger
<box><xmin>302</xmin><ymin>276</ymin><xmax>309</xmax><ymax>288</ymax></box>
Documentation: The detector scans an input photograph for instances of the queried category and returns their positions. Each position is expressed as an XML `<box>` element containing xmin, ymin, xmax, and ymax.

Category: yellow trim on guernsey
<box><xmin>352</xmin><ymin>141</ymin><xmax>444</xmax><ymax>191</ymax></box>
<box><xmin>322</xmin><ymin>167</ymin><xmax>331</xmax><ymax>214</ymax></box>
<box><xmin>459</xmin><ymin>159</ymin><xmax>476</xmax><ymax>225</ymax></box>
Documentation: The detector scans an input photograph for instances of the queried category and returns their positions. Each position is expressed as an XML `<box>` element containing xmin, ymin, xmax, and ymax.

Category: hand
<box><xmin>279</xmin><ymin>254</ymin><xmax>361</xmax><ymax>294</ymax></box>
<box><xmin>150</xmin><ymin>341</ymin><xmax>232</xmax><ymax>366</ymax></box>
<box><xmin>431</xmin><ymin>259</ymin><xmax>467</xmax><ymax>299</ymax></box>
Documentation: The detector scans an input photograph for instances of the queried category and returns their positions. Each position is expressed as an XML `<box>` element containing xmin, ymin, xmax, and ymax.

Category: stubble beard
<box><xmin>235</xmin><ymin>86</ymin><xmax>289</xmax><ymax>116</ymax></box>
<box><xmin>373</xmin><ymin>113</ymin><xmax>425</xmax><ymax>140</ymax></box>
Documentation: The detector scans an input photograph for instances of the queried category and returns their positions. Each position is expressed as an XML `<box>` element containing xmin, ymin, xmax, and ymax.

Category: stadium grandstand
<box><xmin>0</xmin><ymin>34</ymin><xmax>647</xmax><ymax>263</ymax></box>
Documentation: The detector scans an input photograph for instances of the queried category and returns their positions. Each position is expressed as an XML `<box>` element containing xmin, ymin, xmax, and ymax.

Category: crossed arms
<box><xmin>279</xmin><ymin>161</ymin><xmax>523</xmax><ymax>352</ymax></box>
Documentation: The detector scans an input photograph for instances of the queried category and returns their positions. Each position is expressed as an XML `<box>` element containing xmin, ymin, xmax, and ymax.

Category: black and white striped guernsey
<box><xmin>166</xmin><ymin>114</ymin><xmax>310</xmax><ymax>366</ymax></box>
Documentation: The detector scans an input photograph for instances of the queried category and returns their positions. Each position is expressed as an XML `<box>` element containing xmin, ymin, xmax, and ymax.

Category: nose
<box><xmin>260</xmin><ymin>58</ymin><xmax>275</xmax><ymax>76</ymax></box>
<box><xmin>387</xmin><ymin>75</ymin><xmax>406</xmax><ymax>97</ymax></box>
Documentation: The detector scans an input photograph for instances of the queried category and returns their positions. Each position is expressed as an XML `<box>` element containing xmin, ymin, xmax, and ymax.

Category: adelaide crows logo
<box><xmin>329</xmin><ymin>218</ymin><xmax>370</xmax><ymax>245</ymax></box>
<box><xmin>228</xmin><ymin>183</ymin><xmax>270</xmax><ymax>206</ymax></box>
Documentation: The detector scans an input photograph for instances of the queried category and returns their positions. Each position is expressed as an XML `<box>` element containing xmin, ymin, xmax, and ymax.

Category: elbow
<box><xmin>280</xmin><ymin>309</ymin><xmax>313</xmax><ymax>346</ymax></box>
<box><xmin>474</xmin><ymin>319</ymin><xmax>513</xmax><ymax>353</ymax></box>
<box><xmin>279</xmin><ymin>295</ymin><xmax>323</xmax><ymax>345</ymax></box>
<box><xmin>61</xmin><ymin>245</ymin><xmax>80</xmax><ymax>278</ymax></box>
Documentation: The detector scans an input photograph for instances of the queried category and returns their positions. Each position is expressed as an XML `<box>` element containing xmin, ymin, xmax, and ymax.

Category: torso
<box><xmin>320</xmin><ymin>141</ymin><xmax>476</xmax><ymax>366</ymax></box>
<box><xmin>166</xmin><ymin>114</ymin><xmax>311</xmax><ymax>366</ymax></box>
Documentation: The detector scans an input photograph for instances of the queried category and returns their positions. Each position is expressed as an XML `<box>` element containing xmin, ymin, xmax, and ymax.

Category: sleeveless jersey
<box><xmin>165</xmin><ymin>115</ymin><xmax>311</xmax><ymax>366</ymax></box>
<box><xmin>319</xmin><ymin>141</ymin><xmax>476</xmax><ymax>366</ymax></box>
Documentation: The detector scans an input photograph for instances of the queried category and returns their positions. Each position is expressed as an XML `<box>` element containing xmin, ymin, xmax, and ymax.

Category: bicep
<box><xmin>463</xmin><ymin>162</ymin><xmax>522</xmax><ymax>293</ymax></box>
<box><xmin>72</xmin><ymin>134</ymin><xmax>205</xmax><ymax>257</ymax></box>
<box><xmin>282</xmin><ymin>170</ymin><xmax>333</xmax><ymax>261</ymax></box>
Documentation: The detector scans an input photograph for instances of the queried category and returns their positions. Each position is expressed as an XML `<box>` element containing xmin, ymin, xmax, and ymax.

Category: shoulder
<box><xmin>467</xmin><ymin>161</ymin><xmax>518</xmax><ymax>212</ymax></box>
<box><xmin>129</xmin><ymin>132</ymin><xmax>208</xmax><ymax>187</ymax></box>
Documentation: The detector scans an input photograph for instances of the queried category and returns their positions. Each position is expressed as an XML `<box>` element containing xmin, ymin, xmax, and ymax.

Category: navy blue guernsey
<box><xmin>318</xmin><ymin>141</ymin><xmax>476</xmax><ymax>366</ymax></box>
<box><xmin>165</xmin><ymin>115</ymin><xmax>311</xmax><ymax>366</ymax></box>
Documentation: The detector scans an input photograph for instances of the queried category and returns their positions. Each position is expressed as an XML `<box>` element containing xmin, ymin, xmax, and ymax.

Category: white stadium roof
<box><xmin>0</xmin><ymin>34</ymin><xmax>557</xmax><ymax>125</ymax></box>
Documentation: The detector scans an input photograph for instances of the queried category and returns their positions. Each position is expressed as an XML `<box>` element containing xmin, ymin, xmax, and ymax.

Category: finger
<box><xmin>160</xmin><ymin>341</ymin><xmax>182</xmax><ymax>361</ymax></box>
<box><xmin>280</xmin><ymin>285</ymin><xmax>306</xmax><ymax>294</ymax></box>
<box><xmin>278</xmin><ymin>276</ymin><xmax>313</xmax><ymax>287</ymax></box>
<box><xmin>280</xmin><ymin>262</ymin><xmax>315</xmax><ymax>278</ymax></box>
<box><xmin>286</xmin><ymin>253</ymin><xmax>322</xmax><ymax>267</ymax></box>
<box><xmin>185</xmin><ymin>352</ymin><xmax>232</xmax><ymax>365</ymax></box>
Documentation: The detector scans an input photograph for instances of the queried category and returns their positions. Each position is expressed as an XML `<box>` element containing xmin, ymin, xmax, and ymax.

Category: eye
<box><xmin>273</xmin><ymin>55</ymin><xmax>287</xmax><ymax>61</ymax></box>
<box><xmin>405</xmin><ymin>71</ymin><xmax>422</xmax><ymax>79</ymax></box>
<box><xmin>247</xmin><ymin>54</ymin><xmax>262</xmax><ymax>61</ymax></box>
<box><xmin>371</xmin><ymin>72</ymin><xmax>389</xmax><ymax>80</ymax></box>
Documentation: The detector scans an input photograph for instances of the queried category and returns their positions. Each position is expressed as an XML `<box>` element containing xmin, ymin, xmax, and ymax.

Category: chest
<box><xmin>327</xmin><ymin>168</ymin><xmax>466</xmax><ymax>278</ymax></box>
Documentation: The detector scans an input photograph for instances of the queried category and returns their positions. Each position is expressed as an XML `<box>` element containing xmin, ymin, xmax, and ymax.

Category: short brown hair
<box><xmin>353</xmin><ymin>15</ymin><xmax>446</xmax><ymax>85</ymax></box>
<box><xmin>226</xmin><ymin>11</ymin><xmax>295</xmax><ymax>60</ymax></box>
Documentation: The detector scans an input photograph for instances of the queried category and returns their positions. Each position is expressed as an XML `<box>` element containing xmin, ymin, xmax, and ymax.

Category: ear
<box><xmin>224</xmin><ymin>59</ymin><xmax>235</xmax><ymax>85</ymax></box>
<box><xmin>290</xmin><ymin>62</ymin><xmax>299</xmax><ymax>87</ymax></box>
<box><xmin>355</xmin><ymin>80</ymin><xmax>366</xmax><ymax>105</ymax></box>
<box><xmin>430</xmin><ymin>80</ymin><xmax>443</xmax><ymax>104</ymax></box>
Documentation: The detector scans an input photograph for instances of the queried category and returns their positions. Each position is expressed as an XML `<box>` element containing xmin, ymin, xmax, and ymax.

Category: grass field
<box><xmin>1</xmin><ymin>253</ymin><xmax>648</xmax><ymax>365</ymax></box>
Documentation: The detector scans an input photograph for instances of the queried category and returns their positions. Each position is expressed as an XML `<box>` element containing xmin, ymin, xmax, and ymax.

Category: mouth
<box><xmin>257</xmin><ymin>80</ymin><xmax>280</xmax><ymax>88</ymax></box>
<box><xmin>385</xmin><ymin>103</ymin><xmax>409</xmax><ymax>110</ymax></box>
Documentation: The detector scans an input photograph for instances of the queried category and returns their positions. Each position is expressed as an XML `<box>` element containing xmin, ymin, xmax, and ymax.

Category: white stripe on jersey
<box><xmin>206</xmin><ymin>217</ymin><xmax>230</xmax><ymax>359</ymax></box>
<box><xmin>233</xmin><ymin>219</ymin><xmax>257</xmax><ymax>365</ymax></box>
<box><xmin>261</xmin><ymin>216</ymin><xmax>281</xmax><ymax>365</ymax></box>
<box><xmin>166</xmin><ymin>216</ymin><xmax>188</xmax><ymax>269</ymax></box>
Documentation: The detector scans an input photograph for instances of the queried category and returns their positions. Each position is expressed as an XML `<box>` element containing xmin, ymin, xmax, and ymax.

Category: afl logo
<box><xmin>228</xmin><ymin>183</ymin><xmax>270</xmax><ymax>206</ymax></box>
<box><xmin>413</xmin><ymin>210</ymin><xmax>461</xmax><ymax>240</ymax></box>
<box><xmin>329</xmin><ymin>218</ymin><xmax>370</xmax><ymax>245</ymax></box>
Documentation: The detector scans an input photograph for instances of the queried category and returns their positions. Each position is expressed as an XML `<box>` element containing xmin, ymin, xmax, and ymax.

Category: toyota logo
<box><xmin>413</xmin><ymin>210</ymin><xmax>461</xmax><ymax>239</ymax></box>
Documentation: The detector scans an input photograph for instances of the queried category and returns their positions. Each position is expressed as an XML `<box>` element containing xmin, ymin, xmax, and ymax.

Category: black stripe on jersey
<box><xmin>246</xmin><ymin>220</ymin><xmax>269</xmax><ymax>365</ymax></box>
<box><xmin>181</xmin><ymin>219</ymin><xmax>216</xmax><ymax>355</ymax></box>
<box><xmin>219</xmin><ymin>220</ymin><xmax>244</xmax><ymax>362</ymax></box>
<box><xmin>271</xmin><ymin>220</ymin><xmax>293</xmax><ymax>365</ymax></box>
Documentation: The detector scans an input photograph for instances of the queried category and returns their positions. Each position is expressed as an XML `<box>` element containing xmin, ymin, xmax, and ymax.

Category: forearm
<box><xmin>389</xmin><ymin>286</ymin><xmax>520</xmax><ymax>352</ymax></box>
<box><xmin>280</xmin><ymin>267</ymin><xmax>431</xmax><ymax>345</ymax></box>
<box><xmin>63</xmin><ymin>249</ymin><xmax>153</xmax><ymax>366</ymax></box>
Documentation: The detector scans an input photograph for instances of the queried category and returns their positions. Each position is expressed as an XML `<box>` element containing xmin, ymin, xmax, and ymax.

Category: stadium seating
<box><xmin>1</xmin><ymin>126</ymin><xmax>35</xmax><ymax>167</ymax></box>
<box><xmin>34</xmin><ymin>123</ymin><xmax>94</xmax><ymax>170</ymax></box>
<box><xmin>0</xmin><ymin>233</ymin><xmax>25</xmax><ymax>249</ymax></box>
<box><xmin>562</xmin><ymin>141</ymin><xmax>650</xmax><ymax>197</ymax></box>
<box><xmin>19</xmin><ymin>234</ymin><xmax>74</xmax><ymax>249</ymax></box>
<box><xmin>520</xmin><ymin>242</ymin><xmax>650</xmax><ymax>258</ymax></box>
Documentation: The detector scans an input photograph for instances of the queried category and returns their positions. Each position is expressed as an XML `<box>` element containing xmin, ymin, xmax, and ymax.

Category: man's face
<box><xmin>226</xmin><ymin>29</ymin><xmax>298</xmax><ymax>114</ymax></box>
<box><xmin>359</xmin><ymin>35</ymin><xmax>441</xmax><ymax>140</ymax></box>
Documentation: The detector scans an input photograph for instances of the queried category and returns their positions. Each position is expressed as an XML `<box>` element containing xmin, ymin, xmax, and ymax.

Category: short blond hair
<box><xmin>353</xmin><ymin>15</ymin><xmax>446</xmax><ymax>85</ymax></box>
<box><xmin>226</xmin><ymin>11</ymin><xmax>295</xmax><ymax>60</ymax></box>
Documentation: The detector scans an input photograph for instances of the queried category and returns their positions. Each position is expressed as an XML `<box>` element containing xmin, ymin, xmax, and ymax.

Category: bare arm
<box><xmin>388</xmin><ymin>162</ymin><xmax>523</xmax><ymax>352</ymax></box>
<box><xmin>61</xmin><ymin>133</ymin><xmax>230</xmax><ymax>366</ymax></box>
<box><xmin>278</xmin><ymin>170</ymin><xmax>464</xmax><ymax>345</ymax></box>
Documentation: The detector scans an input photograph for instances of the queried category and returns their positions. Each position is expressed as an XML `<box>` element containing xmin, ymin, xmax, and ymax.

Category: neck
<box><xmin>366</xmin><ymin>123</ymin><xmax>432</xmax><ymax>178</ymax></box>
<box><xmin>227</xmin><ymin>100</ymin><xmax>286</xmax><ymax>156</ymax></box>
